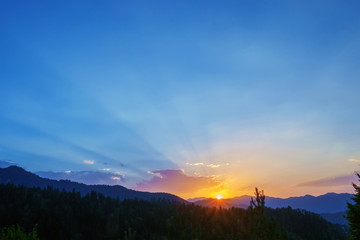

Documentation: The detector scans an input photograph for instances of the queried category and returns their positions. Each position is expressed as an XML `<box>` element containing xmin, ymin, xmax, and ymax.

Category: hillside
<box><xmin>0</xmin><ymin>166</ymin><xmax>185</xmax><ymax>202</ymax></box>
<box><xmin>320</xmin><ymin>211</ymin><xmax>348</xmax><ymax>226</ymax></box>
<box><xmin>194</xmin><ymin>193</ymin><xmax>352</xmax><ymax>214</ymax></box>
<box><xmin>193</xmin><ymin>192</ymin><xmax>352</xmax><ymax>226</ymax></box>
<box><xmin>0</xmin><ymin>184</ymin><xmax>347</xmax><ymax>240</ymax></box>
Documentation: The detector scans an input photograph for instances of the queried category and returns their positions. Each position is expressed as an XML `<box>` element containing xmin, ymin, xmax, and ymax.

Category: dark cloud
<box><xmin>134</xmin><ymin>169</ymin><xmax>221</xmax><ymax>196</ymax></box>
<box><xmin>36</xmin><ymin>170</ymin><xmax>125</xmax><ymax>185</ymax></box>
<box><xmin>296</xmin><ymin>173</ymin><xmax>359</xmax><ymax>187</ymax></box>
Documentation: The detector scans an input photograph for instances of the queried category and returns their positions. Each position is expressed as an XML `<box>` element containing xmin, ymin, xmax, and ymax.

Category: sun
<box><xmin>216</xmin><ymin>195</ymin><xmax>223</xmax><ymax>200</ymax></box>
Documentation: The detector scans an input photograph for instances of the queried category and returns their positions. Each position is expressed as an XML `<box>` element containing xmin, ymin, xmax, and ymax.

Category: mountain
<box><xmin>194</xmin><ymin>196</ymin><xmax>250</xmax><ymax>209</ymax></box>
<box><xmin>187</xmin><ymin>197</ymin><xmax>206</xmax><ymax>202</ymax></box>
<box><xmin>194</xmin><ymin>193</ymin><xmax>352</xmax><ymax>214</ymax></box>
<box><xmin>194</xmin><ymin>193</ymin><xmax>352</xmax><ymax>226</ymax></box>
<box><xmin>0</xmin><ymin>166</ymin><xmax>185</xmax><ymax>202</ymax></box>
<box><xmin>0</xmin><ymin>183</ymin><xmax>347</xmax><ymax>240</ymax></box>
<box><xmin>266</xmin><ymin>192</ymin><xmax>353</xmax><ymax>214</ymax></box>
<box><xmin>320</xmin><ymin>211</ymin><xmax>348</xmax><ymax>226</ymax></box>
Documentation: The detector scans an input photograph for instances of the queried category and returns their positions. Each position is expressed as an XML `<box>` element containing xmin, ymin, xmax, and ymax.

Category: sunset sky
<box><xmin>1</xmin><ymin>1</ymin><xmax>360</xmax><ymax>199</ymax></box>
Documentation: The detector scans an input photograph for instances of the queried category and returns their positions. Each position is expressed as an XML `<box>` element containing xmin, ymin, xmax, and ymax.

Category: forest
<box><xmin>0</xmin><ymin>184</ymin><xmax>347</xmax><ymax>240</ymax></box>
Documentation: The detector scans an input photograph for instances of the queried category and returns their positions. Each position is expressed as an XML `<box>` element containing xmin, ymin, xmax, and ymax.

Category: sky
<box><xmin>1</xmin><ymin>0</ymin><xmax>360</xmax><ymax>199</ymax></box>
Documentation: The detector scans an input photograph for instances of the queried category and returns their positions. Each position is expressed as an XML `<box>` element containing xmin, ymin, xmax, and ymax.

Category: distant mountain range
<box><xmin>0</xmin><ymin>166</ymin><xmax>185</xmax><ymax>202</ymax></box>
<box><xmin>192</xmin><ymin>193</ymin><xmax>352</xmax><ymax>214</ymax></box>
<box><xmin>192</xmin><ymin>192</ymin><xmax>353</xmax><ymax>225</ymax></box>
<box><xmin>319</xmin><ymin>212</ymin><xmax>348</xmax><ymax>226</ymax></box>
<box><xmin>0</xmin><ymin>165</ymin><xmax>352</xmax><ymax>225</ymax></box>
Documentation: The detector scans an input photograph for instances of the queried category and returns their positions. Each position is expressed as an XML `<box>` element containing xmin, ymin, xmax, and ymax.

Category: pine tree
<box><xmin>250</xmin><ymin>187</ymin><xmax>265</xmax><ymax>214</ymax></box>
<box><xmin>0</xmin><ymin>225</ymin><xmax>39</xmax><ymax>240</ymax></box>
<box><xmin>248</xmin><ymin>188</ymin><xmax>287</xmax><ymax>240</ymax></box>
<box><xmin>347</xmin><ymin>172</ymin><xmax>360</xmax><ymax>240</ymax></box>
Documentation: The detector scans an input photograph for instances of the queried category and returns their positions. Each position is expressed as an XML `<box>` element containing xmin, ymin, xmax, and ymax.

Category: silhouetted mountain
<box><xmin>194</xmin><ymin>196</ymin><xmax>250</xmax><ymax>209</ymax></box>
<box><xmin>320</xmin><ymin>211</ymin><xmax>348</xmax><ymax>226</ymax></box>
<box><xmin>267</xmin><ymin>192</ymin><xmax>352</xmax><ymax>214</ymax></box>
<box><xmin>194</xmin><ymin>192</ymin><xmax>353</xmax><ymax>226</ymax></box>
<box><xmin>194</xmin><ymin>193</ymin><xmax>352</xmax><ymax>214</ymax></box>
<box><xmin>187</xmin><ymin>197</ymin><xmax>206</xmax><ymax>202</ymax></box>
<box><xmin>0</xmin><ymin>183</ymin><xmax>347</xmax><ymax>240</ymax></box>
<box><xmin>0</xmin><ymin>166</ymin><xmax>185</xmax><ymax>202</ymax></box>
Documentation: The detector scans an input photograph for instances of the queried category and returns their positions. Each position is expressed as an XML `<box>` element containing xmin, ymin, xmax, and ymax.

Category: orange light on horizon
<box><xmin>216</xmin><ymin>195</ymin><xmax>223</xmax><ymax>200</ymax></box>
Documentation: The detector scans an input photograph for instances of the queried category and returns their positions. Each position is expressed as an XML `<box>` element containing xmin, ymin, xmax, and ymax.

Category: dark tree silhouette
<box><xmin>0</xmin><ymin>225</ymin><xmax>39</xmax><ymax>240</ymax></box>
<box><xmin>0</xmin><ymin>184</ymin><xmax>346</xmax><ymax>240</ymax></box>
<box><xmin>347</xmin><ymin>172</ymin><xmax>360</xmax><ymax>240</ymax></box>
<box><xmin>250</xmin><ymin>187</ymin><xmax>265</xmax><ymax>213</ymax></box>
<box><xmin>248</xmin><ymin>188</ymin><xmax>284</xmax><ymax>240</ymax></box>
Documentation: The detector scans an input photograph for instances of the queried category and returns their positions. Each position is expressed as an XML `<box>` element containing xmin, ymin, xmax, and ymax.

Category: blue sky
<box><xmin>1</xmin><ymin>1</ymin><xmax>360</xmax><ymax>198</ymax></box>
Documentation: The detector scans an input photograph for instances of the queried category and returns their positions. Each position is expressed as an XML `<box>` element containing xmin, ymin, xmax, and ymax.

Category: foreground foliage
<box><xmin>0</xmin><ymin>225</ymin><xmax>39</xmax><ymax>240</ymax></box>
<box><xmin>0</xmin><ymin>184</ymin><xmax>346</xmax><ymax>240</ymax></box>
<box><xmin>347</xmin><ymin>172</ymin><xmax>360</xmax><ymax>240</ymax></box>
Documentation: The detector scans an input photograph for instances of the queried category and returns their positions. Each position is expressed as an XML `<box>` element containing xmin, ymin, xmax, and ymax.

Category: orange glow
<box><xmin>216</xmin><ymin>195</ymin><xmax>223</xmax><ymax>200</ymax></box>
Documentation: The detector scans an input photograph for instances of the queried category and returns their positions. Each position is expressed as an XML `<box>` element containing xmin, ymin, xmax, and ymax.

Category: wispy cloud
<box><xmin>37</xmin><ymin>170</ymin><xmax>125</xmax><ymax>185</ymax></box>
<box><xmin>135</xmin><ymin>169</ymin><xmax>222</xmax><ymax>198</ymax></box>
<box><xmin>147</xmin><ymin>170</ymin><xmax>163</xmax><ymax>178</ymax></box>
<box><xmin>296</xmin><ymin>173</ymin><xmax>359</xmax><ymax>187</ymax></box>
<box><xmin>348</xmin><ymin>158</ymin><xmax>360</xmax><ymax>163</ymax></box>
<box><xmin>83</xmin><ymin>160</ymin><xmax>94</xmax><ymax>165</ymax></box>
<box><xmin>186</xmin><ymin>162</ymin><xmax>204</xmax><ymax>166</ymax></box>
<box><xmin>207</xmin><ymin>164</ymin><xmax>221</xmax><ymax>168</ymax></box>
<box><xmin>0</xmin><ymin>160</ymin><xmax>15</xmax><ymax>168</ymax></box>
<box><xmin>186</xmin><ymin>162</ymin><xmax>221</xmax><ymax>168</ymax></box>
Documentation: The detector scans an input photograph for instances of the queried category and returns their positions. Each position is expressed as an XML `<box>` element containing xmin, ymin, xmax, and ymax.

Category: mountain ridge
<box><xmin>192</xmin><ymin>193</ymin><xmax>352</xmax><ymax>225</ymax></box>
<box><xmin>191</xmin><ymin>192</ymin><xmax>353</xmax><ymax>214</ymax></box>
<box><xmin>1</xmin><ymin>165</ymin><xmax>351</xmax><ymax>226</ymax></box>
<box><xmin>0</xmin><ymin>165</ymin><xmax>185</xmax><ymax>202</ymax></box>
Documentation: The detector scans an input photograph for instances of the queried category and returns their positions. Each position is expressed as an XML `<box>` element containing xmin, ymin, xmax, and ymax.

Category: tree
<box><xmin>248</xmin><ymin>188</ymin><xmax>287</xmax><ymax>240</ymax></box>
<box><xmin>250</xmin><ymin>187</ymin><xmax>265</xmax><ymax>215</ymax></box>
<box><xmin>347</xmin><ymin>172</ymin><xmax>360</xmax><ymax>240</ymax></box>
<box><xmin>0</xmin><ymin>225</ymin><xmax>39</xmax><ymax>240</ymax></box>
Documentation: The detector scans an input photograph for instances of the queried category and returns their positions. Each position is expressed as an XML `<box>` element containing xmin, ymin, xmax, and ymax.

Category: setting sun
<box><xmin>216</xmin><ymin>195</ymin><xmax>223</xmax><ymax>200</ymax></box>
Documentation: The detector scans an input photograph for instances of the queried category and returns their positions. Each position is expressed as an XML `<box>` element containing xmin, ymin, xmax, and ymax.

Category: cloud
<box><xmin>186</xmin><ymin>162</ymin><xmax>204</xmax><ymax>166</ymax></box>
<box><xmin>147</xmin><ymin>170</ymin><xmax>163</xmax><ymax>178</ymax></box>
<box><xmin>0</xmin><ymin>160</ymin><xmax>15</xmax><ymax>168</ymax></box>
<box><xmin>186</xmin><ymin>162</ymin><xmax>221</xmax><ymax>168</ymax></box>
<box><xmin>207</xmin><ymin>164</ymin><xmax>220</xmax><ymax>168</ymax></box>
<box><xmin>83</xmin><ymin>160</ymin><xmax>95</xmax><ymax>165</ymax></box>
<box><xmin>36</xmin><ymin>170</ymin><xmax>125</xmax><ymax>185</ymax></box>
<box><xmin>296</xmin><ymin>173</ymin><xmax>359</xmax><ymax>187</ymax></box>
<box><xmin>348</xmin><ymin>158</ymin><xmax>360</xmax><ymax>163</ymax></box>
<box><xmin>134</xmin><ymin>169</ymin><xmax>222</xmax><ymax>198</ymax></box>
